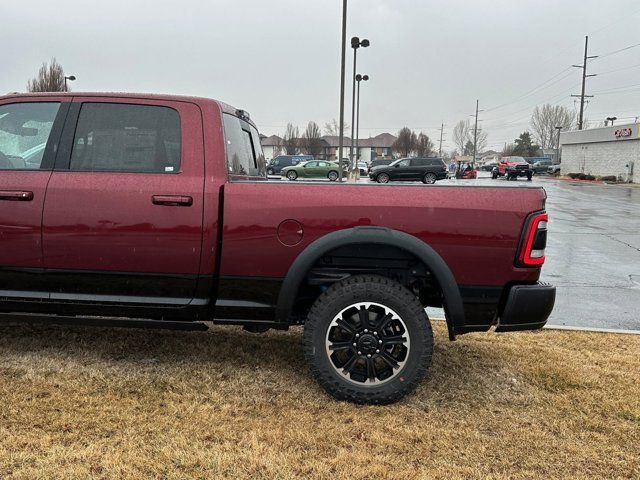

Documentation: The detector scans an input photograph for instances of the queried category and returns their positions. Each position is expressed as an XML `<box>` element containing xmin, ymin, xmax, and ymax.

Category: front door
<box><xmin>0</xmin><ymin>99</ymin><xmax>67</xmax><ymax>299</ymax></box>
<box><xmin>42</xmin><ymin>97</ymin><xmax>205</xmax><ymax>310</ymax></box>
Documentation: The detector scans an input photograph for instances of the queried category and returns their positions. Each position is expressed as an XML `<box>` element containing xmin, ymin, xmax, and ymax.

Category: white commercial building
<box><xmin>560</xmin><ymin>123</ymin><xmax>638</xmax><ymax>183</ymax></box>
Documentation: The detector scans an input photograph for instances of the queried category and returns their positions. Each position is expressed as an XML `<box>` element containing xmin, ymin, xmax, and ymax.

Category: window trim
<box><xmin>223</xmin><ymin>113</ymin><xmax>267</xmax><ymax>181</ymax></box>
<box><xmin>0</xmin><ymin>101</ymin><xmax>69</xmax><ymax>172</ymax></box>
<box><xmin>54</xmin><ymin>101</ymin><xmax>182</xmax><ymax>174</ymax></box>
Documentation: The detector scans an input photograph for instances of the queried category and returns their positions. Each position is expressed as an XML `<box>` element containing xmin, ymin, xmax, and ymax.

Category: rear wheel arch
<box><xmin>275</xmin><ymin>227</ymin><xmax>465</xmax><ymax>339</ymax></box>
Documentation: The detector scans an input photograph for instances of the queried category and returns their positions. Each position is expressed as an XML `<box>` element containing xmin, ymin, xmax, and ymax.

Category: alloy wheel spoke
<box><xmin>329</xmin><ymin>341</ymin><xmax>353</xmax><ymax>352</ymax></box>
<box><xmin>366</xmin><ymin>357</ymin><xmax>377</xmax><ymax>382</ymax></box>
<box><xmin>376</xmin><ymin>313</ymin><xmax>393</xmax><ymax>332</ymax></box>
<box><xmin>358</xmin><ymin>306</ymin><xmax>370</xmax><ymax>329</ymax></box>
<box><xmin>379</xmin><ymin>351</ymin><xmax>400</xmax><ymax>370</ymax></box>
<box><xmin>336</xmin><ymin>319</ymin><xmax>356</xmax><ymax>336</ymax></box>
<box><xmin>383</xmin><ymin>335</ymin><xmax>407</xmax><ymax>346</ymax></box>
<box><xmin>341</xmin><ymin>353</ymin><xmax>359</xmax><ymax>374</ymax></box>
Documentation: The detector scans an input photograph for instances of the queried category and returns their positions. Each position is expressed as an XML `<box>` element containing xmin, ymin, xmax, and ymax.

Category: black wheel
<box><xmin>303</xmin><ymin>275</ymin><xmax>433</xmax><ymax>405</ymax></box>
<box><xmin>376</xmin><ymin>173</ymin><xmax>390</xmax><ymax>183</ymax></box>
<box><xmin>328</xmin><ymin>170</ymin><xmax>339</xmax><ymax>181</ymax></box>
<box><xmin>267</xmin><ymin>167</ymin><xmax>275</xmax><ymax>175</ymax></box>
<box><xmin>287</xmin><ymin>170</ymin><xmax>298</xmax><ymax>181</ymax></box>
<box><xmin>422</xmin><ymin>172</ymin><xmax>437</xmax><ymax>184</ymax></box>
<box><xmin>492</xmin><ymin>171</ymin><xmax>498</xmax><ymax>179</ymax></box>
<box><xmin>527</xmin><ymin>173</ymin><xmax>532</xmax><ymax>181</ymax></box>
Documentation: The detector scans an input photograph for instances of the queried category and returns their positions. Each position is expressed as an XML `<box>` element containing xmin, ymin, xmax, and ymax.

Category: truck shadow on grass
<box><xmin>0</xmin><ymin>321</ymin><xmax>521</xmax><ymax>405</ymax></box>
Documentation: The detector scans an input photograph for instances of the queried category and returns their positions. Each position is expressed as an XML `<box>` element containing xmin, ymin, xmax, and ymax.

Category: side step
<box><xmin>0</xmin><ymin>313</ymin><xmax>209</xmax><ymax>331</ymax></box>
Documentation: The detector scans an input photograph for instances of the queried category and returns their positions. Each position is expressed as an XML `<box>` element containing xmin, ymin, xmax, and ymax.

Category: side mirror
<box><xmin>394</xmin><ymin>164</ymin><xmax>400</xmax><ymax>168</ymax></box>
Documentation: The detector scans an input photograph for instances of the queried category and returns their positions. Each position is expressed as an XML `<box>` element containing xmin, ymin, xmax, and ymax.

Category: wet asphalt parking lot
<box><xmin>273</xmin><ymin>171</ymin><xmax>640</xmax><ymax>331</ymax></box>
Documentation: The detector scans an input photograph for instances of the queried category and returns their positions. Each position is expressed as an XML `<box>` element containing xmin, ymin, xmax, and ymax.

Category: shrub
<box><xmin>584</xmin><ymin>174</ymin><xmax>596</xmax><ymax>181</ymax></box>
<box><xmin>577</xmin><ymin>173</ymin><xmax>587</xmax><ymax>180</ymax></box>
<box><xmin>601</xmin><ymin>176</ymin><xmax>617</xmax><ymax>182</ymax></box>
<box><xmin>567</xmin><ymin>173</ymin><xmax>581</xmax><ymax>179</ymax></box>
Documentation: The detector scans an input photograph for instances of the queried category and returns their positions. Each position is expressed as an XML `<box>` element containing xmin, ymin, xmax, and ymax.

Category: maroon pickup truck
<box><xmin>0</xmin><ymin>92</ymin><xmax>555</xmax><ymax>404</ymax></box>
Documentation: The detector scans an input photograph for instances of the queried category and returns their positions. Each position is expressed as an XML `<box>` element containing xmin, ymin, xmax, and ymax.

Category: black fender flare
<box><xmin>275</xmin><ymin>226</ymin><xmax>464</xmax><ymax>339</ymax></box>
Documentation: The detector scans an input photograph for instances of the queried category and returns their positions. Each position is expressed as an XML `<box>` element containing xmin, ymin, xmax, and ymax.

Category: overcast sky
<box><xmin>3</xmin><ymin>0</ymin><xmax>640</xmax><ymax>151</ymax></box>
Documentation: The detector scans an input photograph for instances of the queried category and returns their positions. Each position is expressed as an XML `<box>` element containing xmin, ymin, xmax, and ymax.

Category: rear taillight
<box><xmin>518</xmin><ymin>212</ymin><xmax>548</xmax><ymax>266</ymax></box>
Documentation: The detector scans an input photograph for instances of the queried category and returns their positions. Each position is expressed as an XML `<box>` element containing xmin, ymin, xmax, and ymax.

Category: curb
<box><xmin>430</xmin><ymin>317</ymin><xmax>640</xmax><ymax>335</ymax></box>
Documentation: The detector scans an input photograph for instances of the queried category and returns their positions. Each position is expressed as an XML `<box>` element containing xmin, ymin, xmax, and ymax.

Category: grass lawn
<box><xmin>0</xmin><ymin>321</ymin><xmax>638</xmax><ymax>479</ymax></box>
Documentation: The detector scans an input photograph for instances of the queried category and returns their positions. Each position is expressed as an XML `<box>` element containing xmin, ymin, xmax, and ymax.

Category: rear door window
<box><xmin>69</xmin><ymin>103</ymin><xmax>181</xmax><ymax>173</ymax></box>
<box><xmin>223</xmin><ymin>114</ymin><xmax>266</xmax><ymax>179</ymax></box>
<box><xmin>0</xmin><ymin>102</ymin><xmax>61</xmax><ymax>170</ymax></box>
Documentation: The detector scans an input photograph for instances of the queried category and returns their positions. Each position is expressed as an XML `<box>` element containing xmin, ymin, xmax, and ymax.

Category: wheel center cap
<box><xmin>357</xmin><ymin>334</ymin><xmax>378</xmax><ymax>354</ymax></box>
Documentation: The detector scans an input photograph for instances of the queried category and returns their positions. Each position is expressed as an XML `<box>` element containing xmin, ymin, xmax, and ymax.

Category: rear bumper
<box><xmin>495</xmin><ymin>283</ymin><xmax>556</xmax><ymax>332</ymax></box>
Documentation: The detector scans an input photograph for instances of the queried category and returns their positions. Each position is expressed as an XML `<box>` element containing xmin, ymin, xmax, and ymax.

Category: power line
<box><xmin>595</xmin><ymin>42</ymin><xmax>640</xmax><ymax>60</ymax></box>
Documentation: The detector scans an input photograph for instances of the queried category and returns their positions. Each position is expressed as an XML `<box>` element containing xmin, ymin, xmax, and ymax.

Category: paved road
<box><xmin>274</xmin><ymin>172</ymin><xmax>640</xmax><ymax>331</ymax></box>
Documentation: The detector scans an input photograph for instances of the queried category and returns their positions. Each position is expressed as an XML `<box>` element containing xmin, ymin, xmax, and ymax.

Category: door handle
<box><xmin>152</xmin><ymin>195</ymin><xmax>193</xmax><ymax>207</ymax></box>
<box><xmin>0</xmin><ymin>190</ymin><xmax>34</xmax><ymax>201</ymax></box>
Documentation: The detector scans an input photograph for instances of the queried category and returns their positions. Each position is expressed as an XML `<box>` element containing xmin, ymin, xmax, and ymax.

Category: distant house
<box><xmin>260</xmin><ymin>132</ymin><xmax>398</xmax><ymax>163</ymax></box>
<box><xmin>260</xmin><ymin>135</ymin><xmax>284</xmax><ymax>162</ymax></box>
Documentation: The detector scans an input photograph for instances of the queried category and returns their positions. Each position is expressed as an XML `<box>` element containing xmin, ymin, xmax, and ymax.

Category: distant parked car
<box><xmin>548</xmin><ymin>164</ymin><xmax>561</xmax><ymax>175</ymax></box>
<box><xmin>368</xmin><ymin>158</ymin><xmax>393</xmax><ymax>173</ymax></box>
<box><xmin>357</xmin><ymin>161</ymin><xmax>368</xmax><ymax>176</ymax></box>
<box><xmin>281</xmin><ymin>160</ymin><xmax>342</xmax><ymax>181</ymax></box>
<box><xmin>369</xmin><ymin>157</ymin><xmax>448</xmax><ymax>184</ymax></box>
<box><xmin>532</xmin><ymin>159</ymin><xmax>553</xmax><ymax>174</ymax></box>
<box><xmin>481</xmin><ymin>161</ymin><xmax>497</xmax><ymax>172</ymax></box>
<box><xmin>267</xmin><ymin>155</ymin><xmax>313</xmax><ymax>175</ymax></box>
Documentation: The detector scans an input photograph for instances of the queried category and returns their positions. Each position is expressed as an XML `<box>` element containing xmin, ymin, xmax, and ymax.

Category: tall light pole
<box><xmin>337</xmin><ymin>0</ymin><xmax>348</xmax><ymax>182</ymax></box>
<box><xmin>472</xmin><ymin>100</ymin><xmax>481</xmax><ymax>165</ymax></box>
<box><xmin>64</xmin><ymin>75</ymin><xmax>76</xmax><ymax>92</ymax></box>
<box><xmin>355</xmin><ymin>74</ymin><xmax>369</xmax><ymax>175</ymax></box>
<box><xmin>348</xmin><ymin>36</ymin><xmax>370</xmax><ymax>183</ymax></box>
<box><xmin>572</xmin><ymin>36</ymin><xmax>597</xmax><ymax>130</ymax></box>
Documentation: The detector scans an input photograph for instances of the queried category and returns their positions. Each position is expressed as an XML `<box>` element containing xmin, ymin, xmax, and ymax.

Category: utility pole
<box><xmin>438</xmin><ymin>122</ymin><xmax>444</xmax><ymax>156</ymax></box>
<box><xmin>554</xmin><ymin>126</ymin><xmax>563</xmax><ymax>162</ymax></box>
<box><xmin>572</xmin><ymin>36</ymin><xmax>598</xmax><ymax>130</ymax></box>
<box><xmin>472</xmin><ymin>100</ymin><xmax>480</xmax><ymax>164</ymax></box>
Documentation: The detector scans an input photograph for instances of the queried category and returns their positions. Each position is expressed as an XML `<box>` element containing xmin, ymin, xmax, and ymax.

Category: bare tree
<box><xmin>452</xmin><ymin>119</ymin><xmax>471</xmax><ymax>153</ymax></box>
<box><xmin>415</xmin><ymin>132</ymin><xmax>434</xmax><ymax>157</ymax></box>
<box><xmin>282</xmin><ymin>123</ymin><xmax>299</xmax><ymax>155</ymax></box>
<box><xmin>301</xmin><ymin>121</ymin><xmax>324</xmax><ymax>158</ymax></box>
<box><xmin>324</xmin><ymin>119</ymin><xmax>350</xmax><ymax>136</ymax></box>
<box><xmin>27</xmin><ymin>58</ymin><xmax>69</xmax><ymax>92</ymax></box>
<box><xmin>453</xmin><ymin>119</ymin><xmax>487</xmax><ymax>156</ymax></box>
<box><xmin>392</xmin><ymin>127</ymin><xmax>418</xmax><ymax>157</ymax></box>
<box><xmin>531</xmin><ymin>104</ymin><xmax>575</xmax><ymax>149</ymax></box>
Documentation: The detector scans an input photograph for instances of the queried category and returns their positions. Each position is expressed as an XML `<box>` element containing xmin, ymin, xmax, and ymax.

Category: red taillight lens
<box><xmin>518</xmin><ymin>213</ymin><xmax>548</xmax><ymax>266</ymax></box>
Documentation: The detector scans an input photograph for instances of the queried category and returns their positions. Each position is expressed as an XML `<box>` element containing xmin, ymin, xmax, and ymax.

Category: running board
<box><xmin>0</xmin><ymin>313</ymin><xmax>209</xmax><ymax>331</ymax></box>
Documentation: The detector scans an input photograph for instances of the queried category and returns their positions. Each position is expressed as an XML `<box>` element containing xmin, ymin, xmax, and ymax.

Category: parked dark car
<box><xmin>532</xmin><ymin>159</ymin><xmax>553</xmax><ymax>174</ymax></box>
<box><xmin>267</xmin><ymin>155</ymin><xmax>313</xmax><ymax>175</ymax></box>
<box><xmin>368</xmin><ymin>158</ymin><xmax>393</xmax><ymax>173</ymax></box>
<box><xmin>369</xmin><ymin>157</ymin><xmax>448</xmax><ymax>184</ymax></box>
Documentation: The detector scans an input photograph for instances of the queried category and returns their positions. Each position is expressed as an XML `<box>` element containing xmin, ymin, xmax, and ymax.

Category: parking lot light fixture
<box><xmin>64</xmin><ymin>75</ymin><xmax>76</xmax><ymax>92</ymax></box>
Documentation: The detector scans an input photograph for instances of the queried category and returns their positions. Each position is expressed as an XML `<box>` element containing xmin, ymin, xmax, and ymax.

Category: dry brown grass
<box><xmin>0</xmin><ymin>320</ymin><xmax>638</xmax><ymax>479</ymax></box>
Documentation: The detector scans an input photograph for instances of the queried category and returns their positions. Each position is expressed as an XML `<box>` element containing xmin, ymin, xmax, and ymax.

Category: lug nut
<box><xmin>355</xmin><ymin>333</ymin><xmax>360</xmax><ymax>338</ymax></box>
<box><xmin>367</xmin><ymin>354</ymin><xmax>372</xmax><ymax>358</ymax></box>
<box><xmin>378</xmin><ymin>340</ymin><xmax>382</xmax><ymax>344</ymax></box>
<box><xmin>358</xmin><ymin>351</ymin><xmax>362</xmax><ymax>355</ymax></box>
<box><xmin>376</xmin><ymin>349</ymin><xmax>380</xmax><ymax>353</ymax></box>
<box><xmin>353</xmin><ymin>343</ymin><xmax>357</xmax><ymax>347</ymax></box>
<box><xmin>373</xmin><ymin>331</ymin><xmax>378</xmax><ymax>336</ymax></box>
<box><xmin>364</xmin><ymin>329</ymin><xmax>368</xmax><ymax>333</ymax></box>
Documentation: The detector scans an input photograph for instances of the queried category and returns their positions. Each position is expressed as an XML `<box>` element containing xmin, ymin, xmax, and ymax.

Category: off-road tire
<box><xmin>422</xmin><ymin>172</ymin><xmax>437</xmax><ymax>184</ymax></box>
<box><xmin>303</xmin><ymin>275</ymin><xmax>433</xmax><ymax>404</ymax></box>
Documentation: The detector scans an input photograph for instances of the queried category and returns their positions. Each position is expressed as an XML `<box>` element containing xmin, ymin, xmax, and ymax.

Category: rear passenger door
<box><xmin>42</xmin><ymin>98</ymin><xmax>204</xmax><ymax>308</ymax></box>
